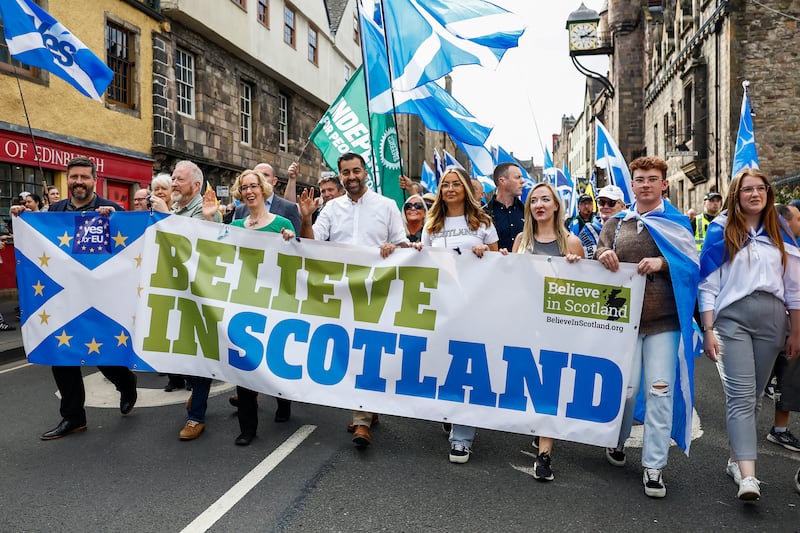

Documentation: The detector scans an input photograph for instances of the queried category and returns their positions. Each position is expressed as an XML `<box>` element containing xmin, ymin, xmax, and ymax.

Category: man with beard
<box><xmin>151</xmin><ymin>160</ymin><xmax>221</xmax><ymax>440</ymax></box>
<box><xmin>691</xmin><ymin>191</ymin><xmax>722</xmax><ymax>251</ymax></box>
<box><xmin>10</xmin><ymin>156</ymin><xmax>138</xmax><ymax>440</ymax></box>
<box><xmin>233</xmin><ymin>162</ymin><xmax>301</xmax><ymax>232</ymax></box>
<box><xmin>298</xmin><ymin>152</ymin><xmax>408</xmax><ymax>447</ymax></box>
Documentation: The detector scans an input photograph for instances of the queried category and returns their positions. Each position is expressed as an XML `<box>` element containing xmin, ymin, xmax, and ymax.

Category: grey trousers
<box><xmin>715</xmin><ymin>291</ymin><xmax>787</xmax><ymax>461</ymax></box>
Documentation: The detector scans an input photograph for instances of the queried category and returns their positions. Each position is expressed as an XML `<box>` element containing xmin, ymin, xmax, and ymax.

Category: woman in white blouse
<box><xmin>699</xmin><ymin>169</ymin><xmax>800</xmax><ymax>502</ymax></box>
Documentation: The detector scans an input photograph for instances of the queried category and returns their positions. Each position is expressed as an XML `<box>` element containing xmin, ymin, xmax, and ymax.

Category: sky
<box><xmin>449</xmin><ymin>1</ymin><xmax>608</xmax><ymax>167</ymax></box>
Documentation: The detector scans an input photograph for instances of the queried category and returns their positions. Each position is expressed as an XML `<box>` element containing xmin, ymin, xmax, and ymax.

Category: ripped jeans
<box><xmin>615</xmin><ymin>330</ymin><xmax>679</xmax><ymax>469</ymax></box>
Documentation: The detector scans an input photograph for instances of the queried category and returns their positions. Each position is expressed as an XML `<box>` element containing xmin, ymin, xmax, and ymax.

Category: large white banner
<box><xmin>16</xmin><ymin>212</ymin><xmax>644</xmax><ymax>447</ymax></box>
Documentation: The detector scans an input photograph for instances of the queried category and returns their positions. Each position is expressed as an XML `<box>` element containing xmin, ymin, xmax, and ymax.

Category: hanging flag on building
<box><xmin>309</xmin><ymin>66</ymin><xmax>404</xmax><ymax>207</ymax></box>
<box><xmin>379</xmin><ymin>0</ymin><xmax>526</xmax><ymax>91</ymax></box>
<box><xmin>595</xmin><ymin>120</ymin><xmax>633</xmax><ymax>205</ymax></box>
<box><xmin>0</xmin><ymin>0</ymin><xmax>114</xmax><ymax>101</ymax></box>
<box><xmin>731</xmin><ymin>80</ymin><xmax>759</xmax><ymax>179</ymax></box>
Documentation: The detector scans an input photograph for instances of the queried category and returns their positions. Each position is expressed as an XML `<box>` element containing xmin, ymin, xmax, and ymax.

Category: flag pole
<box><xmin>376</xmin><ymin>0</ymin><xmax>407</xmax><ymax>183</ymax></box>
<box><xmin>356</xmin><ymin>7</ymin><xmax>380</xmax><ymax>193</ymax></box>
<box><xmin>12</xmin><ymin>67</ymin><xmax>49</xmax><ymax>205</ymax></box>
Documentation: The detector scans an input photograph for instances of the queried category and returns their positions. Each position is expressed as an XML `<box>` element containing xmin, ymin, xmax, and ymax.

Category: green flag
<box><xmin>310</xmin><ymin>66</ymin><xmax>404</xmax><ymax>208</ymax></box>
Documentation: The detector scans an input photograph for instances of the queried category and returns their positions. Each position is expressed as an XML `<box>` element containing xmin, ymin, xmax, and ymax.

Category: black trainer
<box><xmin>533</xmin><ymin>452</ymin><xmax>554</xmax><ymax>481</ymax></box>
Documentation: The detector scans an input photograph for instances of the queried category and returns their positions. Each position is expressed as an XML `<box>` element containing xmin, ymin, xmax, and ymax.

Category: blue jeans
<box><xmin>187</xmin><ymin>376</ymin><xmax>212</xmax><ymax>423</ymax></box>
<box><xmin>450</xmin><ymin>424</ymin><xmax>476</xmax><ymax>449</ymax></box>
<box><xmin>616</xmin><ymin>330</ymin><xmax>679</xmax><ymax>469</ymax></box>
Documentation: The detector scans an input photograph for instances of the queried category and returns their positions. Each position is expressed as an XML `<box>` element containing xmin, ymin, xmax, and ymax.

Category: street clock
<box><xmin>568</xmin><ymin>20</ymin><xmax>599</xmax><ymax>52</ymax></box>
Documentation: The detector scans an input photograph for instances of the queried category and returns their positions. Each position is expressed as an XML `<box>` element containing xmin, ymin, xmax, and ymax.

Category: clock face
<box><xmin>569</xmin><ymin>22</ymin><xmax>598</xmax><ymax>51</ymax></box>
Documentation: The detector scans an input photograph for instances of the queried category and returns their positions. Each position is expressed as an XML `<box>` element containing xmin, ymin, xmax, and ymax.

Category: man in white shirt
<box><xmin>299</xmin><ymin>152</ymin><xmax>408</xmax><ymax>447</ymax></box>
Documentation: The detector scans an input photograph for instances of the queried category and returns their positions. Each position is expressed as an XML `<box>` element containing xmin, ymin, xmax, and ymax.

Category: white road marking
<box><xmin>180</xmin><ymin>424</ymin><xmax>317</xmax><ymax>533</ymax></box>
<box><xmin>0</xmin><ymin>362</ymin><xmax>32</xmax><ymax>374</ymax></box>
<box><xmin>64</xmin><ymin>371</ymin><xmax>235</xmax><ymax>408</ymax></box>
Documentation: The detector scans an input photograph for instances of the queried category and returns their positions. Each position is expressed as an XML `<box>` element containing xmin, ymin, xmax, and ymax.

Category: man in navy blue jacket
<box><xmin>11</xmin><ymin>156</ymin><xmax>138</xmax><ymax>440</ymax></box>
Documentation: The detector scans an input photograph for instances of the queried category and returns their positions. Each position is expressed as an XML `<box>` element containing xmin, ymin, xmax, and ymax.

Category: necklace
<box><xmin>246</xmin><ymin>213</ymin><xmax>263</xmax><ymax>227</ymax></box>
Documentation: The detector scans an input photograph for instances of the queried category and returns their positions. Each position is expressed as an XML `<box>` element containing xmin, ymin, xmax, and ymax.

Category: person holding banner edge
<box><xmin>10</xmin><ymin>156</ymin><xmax>139</xmax><ymax>440</ymax></box>
<box><xmin>298</xmin><ymin>151</ymin><xmax>409</xmax><ymax>447</ymax></box>
<box><xmin>512</xmin><ymin>181</ymin><xmax>584</xmax><ymax>480</ymax></box>
<box><xmin>595</xmin><ymin>156</ymin><xmax>700</xmax><ymax>499</ymax></box>
<box><xmin>698</xmin><ymin>169</ymin><xmax>800</xmax><ymax>502</ymax></box>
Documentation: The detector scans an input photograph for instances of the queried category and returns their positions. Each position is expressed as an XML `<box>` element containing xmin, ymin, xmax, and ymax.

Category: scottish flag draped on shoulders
<box><xmin>700</xmin><ymin>211</ymin><xmax>800</xmax><ymax>281</ymax></box>
<box><xmin>615</xmin><ymin>200</ymin><xmax>700</xmax><ymax>453</ymax></box>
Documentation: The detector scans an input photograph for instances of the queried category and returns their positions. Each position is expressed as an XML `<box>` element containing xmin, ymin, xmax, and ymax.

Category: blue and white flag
<box><xmin>14</xmin><ymin>211</ymin><xmax>168</xmax><ymax>367</ymax></box>
<box><xmin>433</xmin><ymin>147</ymin><xmax>445</xmax><ymax>183</ymax></box>
<box><xmin>560</xmin><ymin>164</ymin><xmax>578</xmax><ymax>219</ymax></box>
<box><xmin>0</xmin><ymin>0</ymin><xmax>114</xmax><ymax>101</ymax></box>
<box><xmin>379</xmin><ymin>0</ymin><xmax>525</xmax><ymax>91</ymax></box>
<box><xmin>542</xmin><ymin>148</ymin><xmax>556</xmax><ymax>185</ymax></box>
<box><xmin>421</xmin><ymin>160</ymin><xmax>437</xmax><ymax>194</ymax></box>
<box><xmin>444</xmin><ymin>149</ymin><xmax>463</xmax><ymax>170</ymax></box>
<box><xmin>731</xmin><ymin>81</ymin><xmax>759</xmax><ymax>179</ymax></box>
<box><xmin>614</xmin><ymin>200</ymin><xmax>700</xmax><ymax>453</ymax></box>
<box><xmin>595</xmin><ymin>120</ymin><xmax>634</xmax><ymax>205</ymax></box>
<box><xmin>360</xmin><ymin>8</ymin><xmax>493</xmax><ymax>148</ymax></box>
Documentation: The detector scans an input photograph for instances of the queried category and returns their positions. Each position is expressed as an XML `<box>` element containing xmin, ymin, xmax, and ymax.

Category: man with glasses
<box><xmin>691</xmin><ymin>191</ymin><xmax>723</xmax><ymax>251</ymax></box>
<box><xmin>578</xmin><ymin>185</ymin><xmax>625</xmax><ymax>259</ymax></box>
<box><xmin>298</xmin><ymin>152</ymin><xmax>408</xmax><ymax>447</ymax></box>
<box><xmin>132</xmin><ymin>188</ymin><xmax>149</xmax><ymax>211</ymax></box>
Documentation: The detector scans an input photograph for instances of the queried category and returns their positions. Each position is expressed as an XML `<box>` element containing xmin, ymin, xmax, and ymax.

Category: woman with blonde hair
<box><xmin>512</xmin><ymin>181</ymin><xmax>583</xmax><ymax>481</ymax></box>
<box><xmin>229</xmin><ymin>169</ymin><xmax>296</xmax><ymax>445</ymax></box>
<box><xmin>419</xmin><ymin>166</ymin><xmax>498</xmax><ymax>463</ymax></box>
<box><xmin>699</xmin><ymin>168</ymin><xmax>800</xmax><ymax>501</ymax></box>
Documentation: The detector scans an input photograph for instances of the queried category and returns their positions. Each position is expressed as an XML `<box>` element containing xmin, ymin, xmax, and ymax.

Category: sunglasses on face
<box><xmin>404</xmin><ymin>202</ymin><xmax>424</xmax><ymax>210</ymax></box>
<box><xmin>597</xmin><ymin>199</ymin><xmax>617</xmax><ymax>207</ymax></box>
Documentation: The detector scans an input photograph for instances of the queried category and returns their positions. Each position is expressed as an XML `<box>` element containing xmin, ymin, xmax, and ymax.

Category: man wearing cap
<box><xmin>567</xmin><ymin>193</ymin><xmax>599</xmax><ymax>236</ymax></box>
<box><xmin>578</xmin><ymin>185</ymin><xmax>625</xmax><ymax>259</ymax></box>
<box><xmin>691</xmin><ymin>191</ymin><xmax>722</xmax><ymax>251</ymax></box>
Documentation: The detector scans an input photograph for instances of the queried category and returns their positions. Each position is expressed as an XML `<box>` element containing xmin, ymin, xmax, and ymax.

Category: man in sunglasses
<box><xmin>578</xmin><ymin>185</ymin><xmax>625</xmax><ymax>259</ymax></box>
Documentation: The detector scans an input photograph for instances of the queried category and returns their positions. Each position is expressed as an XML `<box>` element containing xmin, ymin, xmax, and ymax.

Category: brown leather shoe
<box><xmin>352</xmin><ymin>425</ymin><xmax>371</xmax><ymax>447</ymax></box>
<box><xmin>179</xmin><ymin>420</ymin><xmax>205</xmax><ymax>441</ymax></box>
<box><xmin>346</xmin><ymin>414</ymin><xmax>380</xmax><ymax>433</ymax></box>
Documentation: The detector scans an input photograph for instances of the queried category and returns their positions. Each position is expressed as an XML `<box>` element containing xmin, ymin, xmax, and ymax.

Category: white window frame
<box><xmin>240</xmin><ymin>82</ymin><xmax>252</xmax><ymax>145</ymax></box>
<box><xmin>175</xmin><ymin>48</ymin><xmax>195</xmax><ymax>117</ymax></box>
<box><xmin>278</xmin><ymin>93</ymin><xmax>288</xmax><ymax>151</ymax></box>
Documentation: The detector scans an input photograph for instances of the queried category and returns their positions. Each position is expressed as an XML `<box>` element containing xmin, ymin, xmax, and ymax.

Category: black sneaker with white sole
<box><xmin>643</xmin><ymin>468</ymin><xmax>666</xmax><ymax>498</ymax></box>
<box><xmin>449</xmin><ymin>443</ymin><xmax>470</xmax><ymax>464</ymax></box>
<box><xmin>533</xmin><ymin>452</ymin><xmax>554</xmax><ymax>481</ymax></box>
<box><xmin>766</xmin><ymin>427</ymin><xmax>800</xmax><ymax>452</ymax></box>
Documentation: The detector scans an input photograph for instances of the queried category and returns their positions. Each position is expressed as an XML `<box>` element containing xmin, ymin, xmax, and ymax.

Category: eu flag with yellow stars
<box><xmin>13</xmin><ymin>211</ymin><xmax>168</xmax><ymax>369</ymax></box>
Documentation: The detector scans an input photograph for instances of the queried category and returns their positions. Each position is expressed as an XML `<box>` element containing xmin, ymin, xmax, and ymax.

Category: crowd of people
<box><xmin>6</xmin><ymin>153</ymin><xmax>800</xmax><ymax>502</ymax></box>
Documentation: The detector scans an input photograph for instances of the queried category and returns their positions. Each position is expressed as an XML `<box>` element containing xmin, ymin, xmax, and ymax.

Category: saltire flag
<box><xmin>595</xmin><ymin>120</ymin><xmax>633</xmax><ymax>205</ymax></box>
<box><xmin>433</xmin><ymin>147</ymin><xmax>445</xmax><ymax>182</ymax></box>
<box><xmin>542</xmin><ymin>148</ymin><xmax>557</xmax><ymax>185</ymax></box>
<box><xmin>378</xmin><ymin>0</ymin><xmax>525</xmax><ymax>92</ymax></box>
<box><xmin>444</xmin><ymin>149</ymin><xmax>463</xmax><ymax>169</ymax></box>
<box><xmin>453</xmin><ymin>139</ymin><xmax>493</xmax><ymax>176</ymax></box>
<box><xmin>493</xmin><ymin>145</ymin><xmax>534</xmax><ymax>201</ymax></box>
<box><xmin>561</xmin><ymin>164</ymin><xmax>578</xmax><ymax>219</ymax></box>
<box><xmin>309</xmin><ymin>66</ymin><xmax>405</xmax><ymax>208</ymax></box>
<box><xmin>612</xmin><ymin>201</ymin><xmax>700</xmax><ymax>453</ymax></box>
<box><xmin>0</xmin><ymin>0</ymin><xmax>114</xmax><ymax>101</ymax></box>
<box><xmin>731</xmin><ymin>81</ymin><xmax>759</xmax><ymax>179</ymax></box>
<box><xmin>13</xmin><ymin>211</ymin><xmax>168</xmax><ymax>367</ymax></box>
<box><xmin>360</xmin><ymin>6</ymin><xmax>493</xmax><ymax>149</ymax></box>
<box><xmin>421</xmin><ymin>160</ymin><xmax>437</xmax><ymax>194</ymax></box>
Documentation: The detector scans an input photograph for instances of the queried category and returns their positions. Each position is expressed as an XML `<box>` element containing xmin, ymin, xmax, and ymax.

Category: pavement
<box><xmin>0</xmin><ymin>291</ymin><xmax>24</xmax><ymax>363</ymax></box>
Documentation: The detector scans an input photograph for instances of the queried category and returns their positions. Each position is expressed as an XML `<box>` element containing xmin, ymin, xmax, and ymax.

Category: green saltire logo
<box><xmin>543</xmin><ymin>277</ymin><xmax>630</xmax><ymax>323</ymax></box>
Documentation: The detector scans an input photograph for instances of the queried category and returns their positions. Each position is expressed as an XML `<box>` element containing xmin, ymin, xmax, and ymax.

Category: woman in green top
<box><xmin>230</xmin><ymin>169</ymin><xmax>295</xmax><ymax>446</ymax></box>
